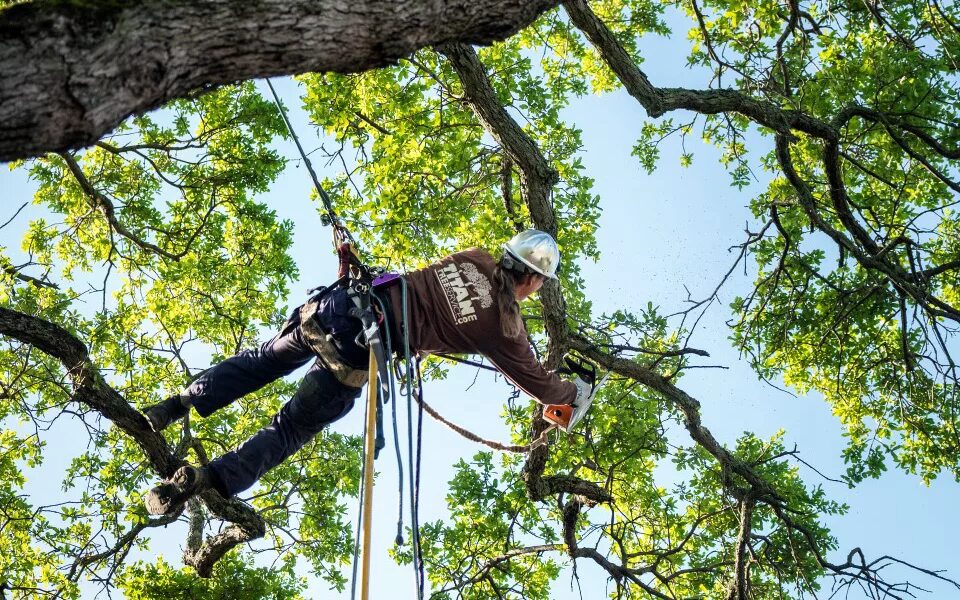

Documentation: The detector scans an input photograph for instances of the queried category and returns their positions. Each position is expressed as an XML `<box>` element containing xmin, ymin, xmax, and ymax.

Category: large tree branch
<box><xmin>438</xmin><ymin>42</ymin><xmax>577</xmax><ymax>505</ymax></box>
<box><xmin>561</xmin><ymin>0</ymin><xmax>836</xmax><ymax>141</ymax></box>
<box><xmin>775</xmin><ymin>135</ymin><xmax>960</xmax><ymax>322</ymax></box>
<box><xmin>564</xmin><ymin>0</ymin><xmax>960</xmax><ymax>327</ymax></box>
<box><xmin>725</xmin><ymin>496</ymin><xmax>755</xmax><ymax>600</ymax></box>
<box><xmin>439</xmin><ymin>43</ymin><xmax>559</xmax><ymax>238</ymax></box>
<box><xmin>567</xmin><ymin>334</ymin><xmax>779</xmax><ymax>500</ymax></box>
<box><xmin>442</xmin><ymin>37</ymin><xmax>777</xmax><ymax>510</ymax></box>
<box><xmin>0</xmin><ymin>0</ymin><xmax>562</xmax><ymax>162</ymax></box>
<box><xmin>0</xmin><ymin>306</ymin><xmax>265</xmax><ymax>577</ymax></box>
<box><xmin>566</xmin><ymin>332</ymin><xmax>955</xmax><ymax>596</ymax></box>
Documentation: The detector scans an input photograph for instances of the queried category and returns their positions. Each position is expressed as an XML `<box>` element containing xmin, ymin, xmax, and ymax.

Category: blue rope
<box><xmin>414</xmin><ymin>356</ymin><xmax>426</xmax><ymax>597</ymax></box>
<box><xmin>399</xmin><ymin>278</ymin><xmax>425</xmax><ymax>599</ymax></box>
<box><xmin>344</xmin><ymin>280</ymin><xmax>425</xmax><ymax>598</ymax></box>
<box><xmin>371</xmin><ymin>290</ymin><xmax>406</xmax><ymax>546</ymax></box>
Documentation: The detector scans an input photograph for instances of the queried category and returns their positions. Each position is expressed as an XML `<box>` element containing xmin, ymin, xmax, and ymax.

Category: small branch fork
<box><xmin>59</xmin><ymin>152</ymin><xmax>214</xmax><ymax>262</ymax></box>
<box><xmin>66</xmin><ymin>512</ymin><xmax>180</xmax><ymax>583</ymax></box>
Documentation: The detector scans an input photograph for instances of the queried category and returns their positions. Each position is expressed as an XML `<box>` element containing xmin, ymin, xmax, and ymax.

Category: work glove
<box><xmin>572</xmin><ymin>375</ymin><xmax>594</xmax><ymax>406</ymax></box>
<box><xmin>569</xmin><ymin>374</ymin><xmax>599</xmax><ymax>427</ymax></box>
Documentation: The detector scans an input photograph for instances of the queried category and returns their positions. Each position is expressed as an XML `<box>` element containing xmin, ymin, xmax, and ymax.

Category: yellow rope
<box><xmin>360</xmin><ymin>350</ymin><xmax>378</xmax><ymax>600</ymax></box>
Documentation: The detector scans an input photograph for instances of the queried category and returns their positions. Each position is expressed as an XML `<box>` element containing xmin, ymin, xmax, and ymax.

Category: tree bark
<box><xmin>0</xmin><ymin>0</ymin><xmax>561</xmax><ymax>162</ymax></box>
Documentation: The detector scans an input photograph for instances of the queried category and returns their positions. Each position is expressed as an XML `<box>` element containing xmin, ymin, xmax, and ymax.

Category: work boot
<box><xmin>145</xmin><ymin>465</ymin><xmax>210</xmax><ymax>516</ymax></box>
<box><xmin>143</xmin><ymin>395</ymin><xmax>190</xmax><ymax>432</ymax></box>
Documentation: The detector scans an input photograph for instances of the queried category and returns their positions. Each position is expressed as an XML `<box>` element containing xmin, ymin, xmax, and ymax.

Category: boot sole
<box><xmin>145</xmin><ymin>481</ymin><xmax>193</xmax><ymax>515</ymax></box>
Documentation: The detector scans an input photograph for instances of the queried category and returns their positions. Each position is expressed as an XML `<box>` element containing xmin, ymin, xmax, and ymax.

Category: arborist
<box><xmin>143</xmin><ymin>229</ymin><xmax>600</xmax><ymax>516</ymax></box>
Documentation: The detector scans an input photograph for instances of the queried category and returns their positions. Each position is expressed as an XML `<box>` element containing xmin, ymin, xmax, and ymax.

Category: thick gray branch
<box><xmin>725</xmin><ymin>497</ymin><xmax>755</xmax><ymax>600</ymax></box>
<box><xmin>439</xmin><ymin>42</ymin><xmax>559</xmax><ymax>238</ymax></box>
<box><xmin>775</xmin><ymin>135</ymin><xmax>960</xmax><ymax>322</ymax></box>
<box><xmin>439</xmin><ymin>42</ymin><xmax>583</xmax><ymax>505</ymax></box>
<box><xmin>0</xmin><ymin>0</ymin><xmax>561</xmax><ymax>161</ymax></box>
<box><xmin>568</xmin><ymin>333</ymin><xmax>780</xmax><ymax>500</ymax></box>
<box><xmin>439</xmin><ymin>42</ymin><xmax>568</xmax><ymax>364</ymax></box>
<box><xmin>561</xmin><ymin>0</ymin><xmax>836</xmax><ymax>140</ymax></box>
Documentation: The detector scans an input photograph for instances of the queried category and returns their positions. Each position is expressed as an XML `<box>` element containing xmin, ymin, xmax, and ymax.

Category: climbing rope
<box><xmin>413</xmin><ymin>359</ymin><xmax>425</xmax><ymax>598</ymax></box>
<box><xmin>265</xmin><ymin>78</ymin><xmax>355</xmax><ymax>248</ymax></box>
<box><xmin>421</xmin><ymin>353</ymin><xmax>554</xmax><ymax>452</ymax></box>
<box><xmin>398</xmin><ymin>278</ymin><xmax>425</xmax><ymax>600</ymax></box>
<box><xmin>415</xmin><ymin>395</ymin><xmax>554</xmax><ymax>453</ymax></box>
<box><xmin>370</xmin><ymin>289</ymin><xmax>408</xmax><ymax>547</ymax></box>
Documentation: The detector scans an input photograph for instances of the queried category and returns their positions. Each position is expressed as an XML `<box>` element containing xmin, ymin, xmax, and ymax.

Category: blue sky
<box><xmin>2</xmin><ymin>9</ymin><xmax>958</xmax><ymax>599</ymax></box>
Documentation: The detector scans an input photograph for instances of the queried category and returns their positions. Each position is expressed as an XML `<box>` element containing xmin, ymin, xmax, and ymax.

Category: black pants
<box><xmin>184</xmin><ymin>290</ymin><xmax>363</xmax><ymax>497</ymax></box>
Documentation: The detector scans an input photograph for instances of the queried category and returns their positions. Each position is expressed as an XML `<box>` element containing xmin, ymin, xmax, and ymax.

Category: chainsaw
<box><xmin>543</xmin><ymin>355</ymin><xmax>609</xmax><ymax>432</ymax></box>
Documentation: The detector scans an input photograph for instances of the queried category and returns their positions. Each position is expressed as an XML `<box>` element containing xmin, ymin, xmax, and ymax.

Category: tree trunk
<box><xmin>0</xmin><ymin>0</ymin><xmax>560</xmax><ymax>162</ymax></box>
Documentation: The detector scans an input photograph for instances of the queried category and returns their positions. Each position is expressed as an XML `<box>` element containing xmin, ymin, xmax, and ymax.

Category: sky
<box><xmin>1</xmin><ymin>8</ymin><xmax>958</xmax><ymax>600</ymax></box>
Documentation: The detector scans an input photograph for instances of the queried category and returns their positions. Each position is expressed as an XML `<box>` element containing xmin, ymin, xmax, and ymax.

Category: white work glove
<box><xmin>573</xmin><ymin>375</ymin><xmax>594</xmax><ymax>407</ymax></box>
<box><xmin>567</xmin><ymin>375</ymin><xmax>597</xmax><ymax>430</ymax></box>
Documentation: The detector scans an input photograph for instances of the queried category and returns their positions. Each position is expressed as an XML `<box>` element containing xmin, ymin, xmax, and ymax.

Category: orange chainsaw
<box><xmin>543</xmin><ymin>356</ymin><xmax>608</xmax><ymax>432</ymax></box>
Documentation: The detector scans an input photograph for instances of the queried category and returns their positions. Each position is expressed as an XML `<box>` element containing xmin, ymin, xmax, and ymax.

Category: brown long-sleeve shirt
<box><xmin>387</xmin><ymin>248</ymin><xmax>576</xmax><ymax>405</ymax></box>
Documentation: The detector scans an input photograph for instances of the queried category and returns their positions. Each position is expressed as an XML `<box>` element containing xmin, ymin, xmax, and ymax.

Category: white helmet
<box><xmin>502</xmin><ymin>229</ymin><xmax>560</xmax><ymax>280</ymax></box>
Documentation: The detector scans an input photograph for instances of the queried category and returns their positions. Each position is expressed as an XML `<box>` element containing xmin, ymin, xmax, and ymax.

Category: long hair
<box><xmin>492</xmin><ymin>259</ymin><xmax>524</xmax><ymax>339</ymax></box>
